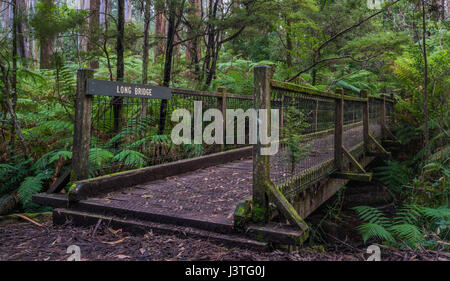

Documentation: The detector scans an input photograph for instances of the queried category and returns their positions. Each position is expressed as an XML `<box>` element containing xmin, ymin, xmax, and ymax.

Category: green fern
<box><xmin>388</xmin><ymin>223</ymin><xmax>424</xmax><ymax>247</ymax></box>
<box><xmin>373</xmin><ymin>160</ymin><xmax>412</xmax><ymax>193</ymax></box>
<box><xmin>358</xmin><ymin>223</ymin><xmax>395</xmax><ymax>243</ymax></box>
<box><xmin>114</xmin><ymin>149</ymin><xmax>147</xmax><ymax>168</ymax></box>
<box><xmin>17</xmin><ymin>172</ymin><xmax>50</xmax><ymax>209</ymax></box>
<box><xmin>352</xmin><ymin>206</ymin><xmax>391</xmax><ymax>227</ymax></box>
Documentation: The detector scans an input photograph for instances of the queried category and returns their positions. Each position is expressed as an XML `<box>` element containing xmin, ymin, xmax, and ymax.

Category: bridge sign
<box><xmin>86</xmin><ymin>79</ymin><xmax>171</xmax><ymax>99</ymax></box>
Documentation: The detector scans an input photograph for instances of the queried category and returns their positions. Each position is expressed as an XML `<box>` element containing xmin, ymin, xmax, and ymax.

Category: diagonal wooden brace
<box><xmin>382</xmin><ymin>124</ymin><xmax>397</xmax><ymax>141</ymax></box>
<box><xmin>342</xmin><ymin>146</ymin><xmax>366</xmax><ymax>174</ymax></box>
<box><xmin>369</xmin><ymin>134</ymin><xmax>390</xmax><ymax>156</ymax></box>
<box><xmin>266</xmin><ymin>181</ymin><xmax>309</xmax><ymax>233</ymax></box>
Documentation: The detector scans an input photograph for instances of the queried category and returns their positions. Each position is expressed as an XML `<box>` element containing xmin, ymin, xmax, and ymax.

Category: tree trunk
<box><xmin>113</xmin><ymin>0</ymin><xmax>125</xmax><ymax>134</ymax></box>
<box><xmin>285</xmin><ymin>18</ymin><xmax>293</xmax><ymax>68</ymax></box>
<box><xmin>39</xmin><ymin>0</ymin><xmax>54</xmax><ymax>69</ymax></box>
<box><xmin>422</xmin><ymin>0</ymin><xmax>430</xmax><ymax>158</ymax></box>
<box><xmin>158</xmin><ymin>0</ymin><xmax>182</xmax><ymax>135</ymax></box>
<box><xmin>141</xmin><ymin>0</ymin><xmax>151</xmax><ymax>118</ymax></box>
<box><xmin>154</xmin><ymin>4</ymin><xmax>166</xmax><ymax>62</ymax></box>
<box><xmin>88</xmin><ymin>0</ymin><xmax>100</xmax><ymax>69</ymax></box>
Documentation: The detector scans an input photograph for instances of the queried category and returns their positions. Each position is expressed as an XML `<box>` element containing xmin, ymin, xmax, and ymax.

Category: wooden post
<box><xmin>362</xmin><ymin>89</ymin><xmax>369</xmax><ymax>153</ymax></box>
<box><xmin>380</xmin><ymin>95</ymin><xmax>386</xmax><ymax>139</ymax></box>
<box><xmin>390</xmin><ymin>93</ymin><xmax>395</xmax><ymax>125</ymax></box>
<box><xmin>253</xmin><ymin>65</ymin><xmax>272</xmax><ymax>221</ymax></box>
<box><xmin>217</xmin><ymin>87</ymin><xmax>226</xmax><ymax>151</ymax></box>
<box><xmin>313</xmin><ymin>99</ymin><xmax>318</xmax><ymax>131</ymax></box>
<box><xmin>280</xmin><ymin>93</ymin><xmax>284</xmax><ymax>134</ymax></box>
<box><xmin>334</xmin><ymin>88</ymin><xmax>344</xmax><ymax>171</ymax></box>
<box><xmin>72</xmin><ymin>68</ymin><xmax>94</xmax><ymax>181</ymax></box>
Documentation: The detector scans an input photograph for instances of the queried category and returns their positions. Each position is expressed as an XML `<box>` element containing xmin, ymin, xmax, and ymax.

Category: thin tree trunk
<box><xmin>39</xmin><ymin>0</ymin><xmax>54</xmax><ymax>69</ymax></box>
<box><xmin>158</xmin><ymin>0</ymin><xmax>182</xmax><ymax>135</ymax></box>
<box><xmin>113</xmin><ymin>0</ymin><xmax>125</xmax><ymax>134</ymax></box>
<box><xmin>88</xmin><ymin>0</ymin><xmax>100</xmax><ymax>69</ymax></box>
<box><xmin>154</xmin><ymin>4</ymin><xmax>166</xmax><ymax>62</ymax></box>
<box><xmin>422</xmin><ymin>0</ymin><xmax>430</xmax><ymax>158</ymax></box>
<box><xmin>141</xmin><ymin>0</ymin><xmax>151</xmax><ymax>118</ymax></box>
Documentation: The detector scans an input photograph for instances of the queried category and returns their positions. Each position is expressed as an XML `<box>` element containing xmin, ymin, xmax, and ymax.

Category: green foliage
<box><xmin>353</xmin><ymin>204</ymin><xmax>449</xmax><ymax>249</ymax></box>
<box><xmin>17</xmin><ymin>172</ymin><xmax>50</xmax><ymax>209</ymax></box>
<box><xmin>373</xmin><ymin>160</ymin><xmax>413</xmax><ymax>193</ymax></box>
<box><xmin>113</xmin><ymin>149</ymin><xmax>147</xmax><ymax>169</ymax></box>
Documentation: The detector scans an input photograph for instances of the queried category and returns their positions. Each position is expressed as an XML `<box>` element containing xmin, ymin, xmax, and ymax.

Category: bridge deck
<box><xmin>71</xmin><ymin>124</ymin><xmax>379</xmax><ymax>226</ymax></box>
<box><xmin>89</xmin><ymin>158</ymin><xmax>253</xmax><ymax>226</ymax></box>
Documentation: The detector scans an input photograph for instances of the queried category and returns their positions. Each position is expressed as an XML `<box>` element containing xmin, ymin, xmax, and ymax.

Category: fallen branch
<box><xmin>12</xmin><ymin>214</ymin><xmax>43</xmax><ymax>227</ymax></box>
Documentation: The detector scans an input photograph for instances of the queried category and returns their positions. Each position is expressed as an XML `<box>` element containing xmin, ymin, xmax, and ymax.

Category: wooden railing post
<box><xmin>361</xmin><ymin>89</ymin><xmax>369</xmax><ymax>153</ymax></box>
<box><xmin>217</xmin><ymin>86</ymin><xmax>227</xmax><ymax>151</ymax></box>
<box><xmin>381</xmin><ymin>95</ymin><xmax>386</xmax><ymax>139</ymax></box>
<box><xmin>253</xmin><ymin>65</ymin><xmax>272</xmax><ymax>221</ymax></box>
<box><xmin>72</xmin><ymin>68</ymin><xmax>94</xmax><ymax>181</ymax></box>
<box><xmin>314</xmin><ymin>99</ymin><xmax>318</xmax><ymax>131</ymax></box>
<box><xmin>334</xmin><ymin>88</ymin><xmax>344</xmax><ymax>171</ymax></box>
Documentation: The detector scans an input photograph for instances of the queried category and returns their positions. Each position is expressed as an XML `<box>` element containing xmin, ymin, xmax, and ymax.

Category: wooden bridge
<box><xmin>33</xmin><ymin>66</ymin><xmax>396</xmax><ymax>249</ymax></box>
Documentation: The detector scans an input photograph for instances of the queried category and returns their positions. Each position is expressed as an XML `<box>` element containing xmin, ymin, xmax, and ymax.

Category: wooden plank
<box><xmin>47</xmin><ymin>168</ymin><xmax>71</xmax><ymax>194</ymax></box>
<box><xmin>246</xmin><ymin>224</ymin><xmax>307</xmax><ymax>245</ymax></box>
<box><xmin>86</xmin><ymin>79</ymin><xmax>171</xmax><ymax>99</ymax></box>
<box><xmin>270</xmin><ymin>80</ymin><xmax>367</xmax><ymax>102</ymax></box>
<box><xmin>53</xmin><ymin>209</ymin><xmax>267</xmax><ymax>250</ymax></box>
<box><xmin>331</xmin><ymin>172</ymin><xmax>373</xmax><ymax>182</ymax></box>
<box><xmin>266</xmin><ymin>182</ymin><xmax>309</xmax><ymax>233</ymax></box>
<box><xmin>69</xmin><ymin>146</ymin><xmax>252</xmax><ymax>201</ymax></box>
<box><xmin>334</xmin><ymin>88</ymin><xmax>344</xmax><ymax>170</ymax></box>
<box><xmin>72</xmin><ymin>69</ymin><xmax>94</xmax><ymax>181</ymax></box>
<box><xmin>342</xmin><ymin>146</ymin><xmax>366</xmax><ymax>173</ymax></box>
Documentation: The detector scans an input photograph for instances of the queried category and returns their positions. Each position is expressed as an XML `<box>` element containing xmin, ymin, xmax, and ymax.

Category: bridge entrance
<box><xmin>33</xmin><ymin>66</ymin><xmax>396</xmax><ymax>248</ymax></box>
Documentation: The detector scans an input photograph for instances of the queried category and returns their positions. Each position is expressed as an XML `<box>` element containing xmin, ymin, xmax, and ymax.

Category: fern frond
<box><xmin>358</xmin><ymin>223</ymin><xmax>395</xmax><ymax>243</ymax></box>
<box><xmin>388</xmin><ymin>224</ymin><xmax>424</xmax><ymax>248</ymax></box>
<box><xmin>352</xmin><ymin>206</ymin><xmax>391</xmax><ymax>227</ymax></box>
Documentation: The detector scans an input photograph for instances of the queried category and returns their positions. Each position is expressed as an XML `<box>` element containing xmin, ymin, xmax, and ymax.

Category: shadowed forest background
<box><xmin>0</xmin><ymin>0</ymin><xmax>448</xmax><ymax>254</ymax></box>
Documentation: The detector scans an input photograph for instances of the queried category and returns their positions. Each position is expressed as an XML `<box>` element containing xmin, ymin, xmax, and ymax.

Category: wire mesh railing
<box><xmin>269</xmin><ymin>85</ymin><xmax>337</xmax><ymax>199</ymax></box>
<box><xmin>262</xmin><ymin>80</ymin><xmax>395</xmax><ymax>202</ymax></box>
<box><xmin>88</xmin><ymin>87</ymin><xmax>252</xmax><ymax>177</ymax></box>
<box><xmin>369</xmin><ymin>97</ymin><xmax>382</xmax><ymax>138</ymax></box>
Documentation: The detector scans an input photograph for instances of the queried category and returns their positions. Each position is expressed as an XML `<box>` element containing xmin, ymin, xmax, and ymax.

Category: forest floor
<box><xmin>1</xmin><ymin>168</ymin><xmax>448</xmax><ymax>262</ymax></box>
<box><xmin>1</xmin><ymin>217</ymin><xmax>448</xmax><ymax>261</ymax></box>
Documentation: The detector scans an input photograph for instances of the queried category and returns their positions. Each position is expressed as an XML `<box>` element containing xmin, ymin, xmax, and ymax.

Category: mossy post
<box><xmin>334</xmin><ymin>88</ymin><xmax>344</xmax><ymax>171</ymax></box>
<box><xmin>217</xmin><ymin>87</ymin><xmax>227</xmax><ymax>151</ymax></box>
<box><xmin>72</xmin><ymin>68</ymin><xmax>94</xmax><ymax>181</ymax></box>
<box><xmin>380</xmin><ymin>95</ymin><xmax>386</xmax><ymax>139</ymax></box>
<box><xmin>361</xmin><ymin>89</ymin><xmax>369</xmax><ymax>153</ymax></box>
<box><xmin>253</xmin><ymin>65</ymin><xmax>272</xmax><ymax>222</ymax></box>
